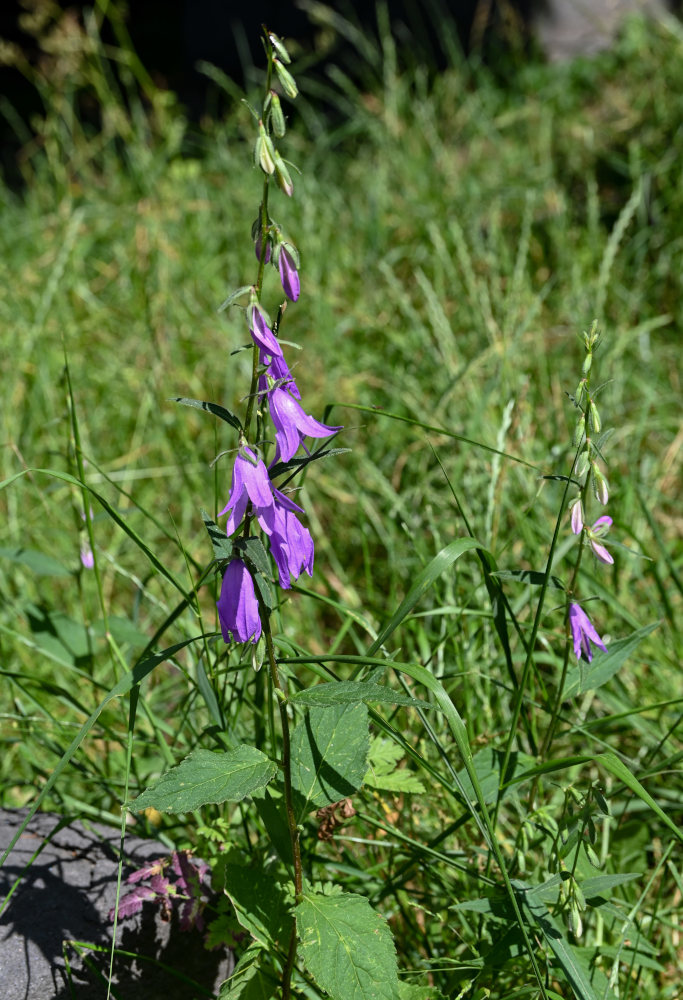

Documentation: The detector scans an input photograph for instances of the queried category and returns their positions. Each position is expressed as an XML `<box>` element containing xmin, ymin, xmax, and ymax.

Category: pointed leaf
<box><xmin>173</xmin><ymin>396</ymin><xmax>241</xmax><ymax>432</ymax></box>
<box><xmin>291</xmin><ymin>681</ymin><xmax>426</xmax><ymax>709</ymax></box>
<box><xmin>518</xmin><ymin>882</ymin><xmax>615</xmax><ymax>1000</ymax></box>
<box><xmin>296</xmin><ymin>887</ymin><xmax>399</xmax><ymax>1000</ymax></box>
<box><xmin>597</xmin><ymin>751</ymin><xmax>683</xmax><ymax>843</ymax></box>
<box><xmin>217</xmin><ymin>943</ymin><xmax>277</xmax><ymax>1000</ymax></box>
<box><xmin>291</xmin><ymin>704</ymin><xmax>370</xmax><ymax>821</ymax></box>
<box><xmin>202</xmin><ymin>509</ymin><xmax>234</xmax><ymax>561</ymax></box>
<box><xmin>0</xmin><ymin>546</ymin><xmax>71</xmax><ymax>577</ymax></box>
<box><xmin>218</xmin><ymin>284</ymin><xmax>253</xmax><ymax>312</ymax></box>
<box><xmin>223</xmin><ymin>863</ymin><xmax>291</xmax><ymax>948</ymax></box>
<box><xmin>368</xmin><ymin>538</ymin><xmax>482</xmax><ymax>657</ymax></box>
<box><xmin>131</xmin><ymin>746</ymin><xmax>277</xmax><ymax>813</ymax></box>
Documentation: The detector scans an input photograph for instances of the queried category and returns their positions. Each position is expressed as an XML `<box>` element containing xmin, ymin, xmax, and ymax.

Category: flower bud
<box><xmin>274</xmin><ymin>151</ymin><xmax>293</xmax><ymax>197</ymax></box>
<box><xmin>582</xmin><ymin>351</ymin><xmax>593</xmax><ymax>376</ymax></box>
<box><xmin>274</xmin><ymin>58</ymin><xmax>298</xmax><ymax>99</ymax></box>
<box><xmin>269</xmin><ymin>90</ymin><xmax>286</xmax><ymax>138</ymax></box>
<box><xmin>569</xmin><ymin>497</ymin><xmax>584</xmax><ymax>535</ymax></box>
<box><xmin>568</xmin><ymin>900</ymin><xmax>583</xmax><ymax>939</ymax></box>
<box><xmin>591</xmin><ymin>464</ymin><xmax>609</xmax><ymax>505</ymax></box>
<box><xmin>255</xmin><ymin>120</ymin><xmax>275</xmax><ymax>175</ymax></box>
<box><xmin>573</xmin><ymin>412</ymin><xmax>586</xmax><ymax>447</ymax></box>
<box><xmin>575</xmin><ymin>449</ymin><xmax>590</xmax><ymax>480</ymax></box>
<box><xmin>269</xmin><ymin>32</ymin><xmax>291</xmax><ymax>64</ymax></box>
<box><xmin>588</xmin><ymin>400</ymin><xmax>601</xmax><ymax>433</ymax></box>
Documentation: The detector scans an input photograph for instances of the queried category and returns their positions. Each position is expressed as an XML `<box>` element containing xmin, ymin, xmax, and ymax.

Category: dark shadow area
<box><xmin>0</xmin><ymin>809</ymin><xmax>231</xmax><ymax>1000</ymax></box>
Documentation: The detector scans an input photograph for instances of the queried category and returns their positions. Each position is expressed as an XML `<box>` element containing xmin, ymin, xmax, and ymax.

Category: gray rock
<box><xmin>0</xmin><ymin>809</ymin><xmax>232</xmax><ymax>999</ymax></box>
<box><xmin>535</xmin><ymin>0</ymin><xmax>667</xmax><ymax>61</ymax></box>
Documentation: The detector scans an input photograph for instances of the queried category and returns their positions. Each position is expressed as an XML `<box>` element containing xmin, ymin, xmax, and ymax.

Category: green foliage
<box><xmin>290</xmin><ymin>703</ymin><xmax>371</xmax><ymax>819</ymax></box>
<box><xmin>296</xmin><ymin>885</ymin><xmax>400</xmax><ymax>1000</ymax></box>
<box><xmin>131</xmin><ymin>747</ymin><xmax>278</xmax><ymax>813</ymax></box>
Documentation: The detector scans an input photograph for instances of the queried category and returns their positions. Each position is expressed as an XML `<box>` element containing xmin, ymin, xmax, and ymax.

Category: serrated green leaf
<box><xmin>296</xmin><ymin>888</ymin><xmax>400</xmax><ymax>1000</ymax></box>
<box><xmin>363</xmin><ymin>769</ymin><xmax>425</xmax><ymax>794</ymax></box>
<box><xmin>291</xmin><ymin>703</ymin><xmax>370</xmax><ymax>821</ymax></box>
<box><xmin>564</xmin><ymin>623</ymin><xmax>659</xmax><ymax>697</ymax></box>
<box><xmin>217</xmin><ymin>943</ymin><xmax>276</xmax><ymax>1000</ymax></box>
<box><xmin>0</xmin><ymin>546</ymin><xmax>71</xmax><ymax>577</ymax></box>
<box><xmin>173</xmin><ymin>396</ymin><xmax>241</xmax><ymax>431</ymax></box>
<box><xmin>364</xmin><ymin>737</ymin><xmax>425</xmax><ymax>793</ymax></box>
<box><xmin>223</xmin><ymin>863</ymin><xmax>291</xmax><ymax>948</ymax></box>
<box><xmin>291</xmin><ymin>681</ymin><xmax>426</xmax><ymax>709</ymax></box>
<box><xmin>131</xmin><ymin>746</ymin><xmax>277</xmax><ymax>813</ymax></box>
<box><xmin>201</xmin><ymin>510</ymin><xmax>234</xmax><ymax>561</ymax></box>
<box><xmin>236</xmin><ymin>536</ymin><xmax>272</xmax><ymax>579</ymax></box>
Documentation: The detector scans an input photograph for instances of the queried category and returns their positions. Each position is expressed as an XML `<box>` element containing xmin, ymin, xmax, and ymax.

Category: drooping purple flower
<box><xmin>219</xmin><ymin>446</ymin><xmax>275</xmax><ymax>537</ymax></box>
<box><xmin>278</xmin><ymin>243</ymin><xmax>300</xmax><ymax>302</ymax></box>
<box><xmin>269</xmin><ymin>386</ymin><xmax>341</xmax><ymax>463</ymax></box>
<box><xmin>569</xmin><ymin>602</ymin><xmax>607</xmax><ymax>662</ymax></box>
<box><xmin>586</xmin><ymin>515</ymin><xmax>613</xmax><ymax>565</ymax></box>
<box><xmin>269</xmin><ymin>489</ymin><xmax>314</xmax><ymax>588</ymax></box>
<box><xmin>216</xmin><ymin>559</ymin><xmax>262</xmax><ymax>644</ymax></box>
<box><xmin>259</xmin><ymin>349</ymin><xmax>301</xmax><ymax>399</ymax></box>
<box><xmin>247</xmin><ymin>302</ymin><xmax>283</xmax><ymax>357</ymax></box>
<box><xmin>80</xmin><ymin>541</ymin><xmax>95</xmax><ymax>569</ymax></box>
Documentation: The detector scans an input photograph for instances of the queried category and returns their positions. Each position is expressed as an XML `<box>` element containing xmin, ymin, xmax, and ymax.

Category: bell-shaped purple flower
<box><xmin>219</xmin><ymin>446</ymin><xmax>275</xmax><ymax>537</ymax></box>
<box><xmin>586</xmin><ymin>515</ymin><xmax>613</xmax><ymax>565</ymax></box>
<box><xmin>278</xmin><ymin>244</ymin><xmax>300</xmax><ymax>302</ymax></box>
<box><xmin>259</xmin><ymin>349</ymin><xmax>301</xmax><ymax>400</ymax></box>
<box><xmin>248</xmin><ymin>302</ymin><xmax>283</xmax><ymax>357</ymax></box>
<box><xmin>569</xmin><ymin>602</ymin><xmax>607</xmax><ymax>662</ymax></box>
<box><xmin>569</xmin><ymin>497</ymin><xmax>584</xmax><ymax>535</ymax></box>
<box><xmin>269</xmin><ymin>386</ymin><xmax>341</xmax><ymax>463</ymax></box>
<box><xmin>217</xmin><ymin>559</ymin><xmax>262</xmax><ymax>644</ymax></box>
<box><xmin>269</xmin><ymin>489</ymin><xmax>314</xmax><ymax>588</ymax></box>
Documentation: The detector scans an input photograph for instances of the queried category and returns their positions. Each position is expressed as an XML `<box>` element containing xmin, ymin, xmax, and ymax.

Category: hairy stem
<box><xmin>264</xmin><ymin>620</ymin><xmax>302</xmax><ymax>998</ymax></box>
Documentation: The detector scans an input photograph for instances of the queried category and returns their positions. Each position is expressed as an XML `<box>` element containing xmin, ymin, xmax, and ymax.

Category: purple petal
<box><xmin>278</xmin><ymin>245</ymin><xmax>300</xmax><ymax>302</ymax></box>
<box><xmin>568</xmin><ymin>602</ymin><xmax>607</xmax><ymax>662</ymax></box>
<box><xmin>249</xmin><ymin>304</ymin><xmax>283</xmax><ymax>357</ymax></box>
<box><xmin>217</xmin><ymin>560</ymin><xmax>262</xmax><ymax>644</ymax></box>
<box><xmin>590</xmin><ymin>539</ymin><xmax>614</xmax><ymax>565</ymax></box>
<box><xmin>591</xmin><ymin>515</ymin><xmax>613</xmax><ymax>534</ymax></box>
<box><xmin>269</xmin><ymin>387</ymin><xmax>341</xmax><ymax>462</ymax></box>
<box><xmin>570</xmin><ymin>500</ymin><xmax>583</xmax><ymax>535</ymax></box>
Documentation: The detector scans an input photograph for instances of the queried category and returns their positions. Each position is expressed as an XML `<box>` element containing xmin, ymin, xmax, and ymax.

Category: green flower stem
<box><xmin>263</xmin><ymin>618</ymin><xmax>303</xmax><ymax>999</ymax></box>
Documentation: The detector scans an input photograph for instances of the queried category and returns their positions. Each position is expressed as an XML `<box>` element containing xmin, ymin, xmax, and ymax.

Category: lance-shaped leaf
<box><xmin>131</xmin><ymin>746</ymin><xmax>277</xmax><ymax>814</ymax></box>
<box><xmin>297</xmin><ymin>886</ymin><xmax>399</xmax><ymax>1000</ymax></box>
<box><xmin>291</xmin><ymin>681</ymin><xmax>426</xmax><ymax>709</ymax></box>
<box><xmin>173</xmin><ymin>396</ymin><xmax>241</xmax><ymax>432</ymax></box>
<box><xmin>290</xmin><ymin>703</ymin><xmax>370</xmax><ymax>821</ymax></box>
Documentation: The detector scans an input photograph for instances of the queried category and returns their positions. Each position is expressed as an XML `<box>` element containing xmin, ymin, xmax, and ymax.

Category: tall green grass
<box><xmin>0</xmin><ymin>4</ymin><xmax>681</xmax><ymax>996</ymax></box>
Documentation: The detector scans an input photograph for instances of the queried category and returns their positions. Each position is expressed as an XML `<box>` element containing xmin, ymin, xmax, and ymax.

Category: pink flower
<box><xmin>586</xmin><ymin>515</ymin><xmax>613</xmax><ymax>565</ymax></box>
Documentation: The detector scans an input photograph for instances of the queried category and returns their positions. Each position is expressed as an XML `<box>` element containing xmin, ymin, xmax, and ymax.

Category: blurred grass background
<box><xmin>0</xmin><ymin>3</ymin><xmax>682</xmax><ymax>993</ymax></box>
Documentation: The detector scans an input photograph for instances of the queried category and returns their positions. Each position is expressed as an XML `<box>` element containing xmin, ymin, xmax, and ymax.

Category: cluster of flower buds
<box><xmin>215</xmin><ymin>33</ymin><xmax>341</xmax><ymax>647</ymax></box>
<box><xmin>567</xmin><ymin>321</ymin><xmax>613</xmax><ymax>662</ymax></box>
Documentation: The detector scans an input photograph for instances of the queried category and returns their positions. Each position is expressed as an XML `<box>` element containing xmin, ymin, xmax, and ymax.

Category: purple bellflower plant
<box><xmin>569</xmin><ymin>602</ymin><xmax>607</xmax><ymax>662</ymax></box>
